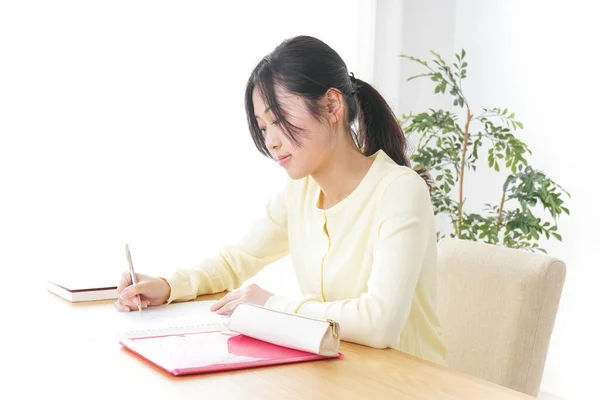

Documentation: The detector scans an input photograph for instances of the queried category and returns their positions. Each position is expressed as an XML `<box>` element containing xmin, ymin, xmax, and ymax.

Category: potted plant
<box><xmin>400</xmin><ymin>50</ymin><xmax>570</xmax><ymax>253</ymax></box>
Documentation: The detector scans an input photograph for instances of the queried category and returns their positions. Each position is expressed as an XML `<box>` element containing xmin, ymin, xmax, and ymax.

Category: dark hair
<box><xmin>244</xmin><ymin>35</ymin><xmax>430</xmax><ymax>185</ymax></box>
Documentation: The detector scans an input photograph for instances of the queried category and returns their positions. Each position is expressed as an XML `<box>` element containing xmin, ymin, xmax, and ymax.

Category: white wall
<box><xmin>395</xmin><ymin>1</ymin><xmax>600</xmax><ymax>398</ymax></box>
<box><xmin>0</xmin><ymin>1</ymin><xmax>365</xmax><ymax>298</ymax></box>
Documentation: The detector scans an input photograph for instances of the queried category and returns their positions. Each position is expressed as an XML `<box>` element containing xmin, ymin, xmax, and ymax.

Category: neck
<box><xmin>311</xmin><ymin>140</ymin><xmax>375</xmax><ymax>209</ymax></box>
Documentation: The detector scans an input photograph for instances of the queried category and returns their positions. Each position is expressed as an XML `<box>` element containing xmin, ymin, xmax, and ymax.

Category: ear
<box><xmin>324</xmin><ymin>88</ymin><xmax>344</xmax><ymax>124</ymax></box>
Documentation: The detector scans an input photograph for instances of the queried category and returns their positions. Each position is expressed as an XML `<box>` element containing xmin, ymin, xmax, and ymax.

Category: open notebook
<box><xmin>116</xmin><ymin>300</ymin><xmax>231</xmax><ymax>338</ymax></box>
<box><xmin>119</xmin><ymin>301</ymin><xmax>342</xmax><ymax>376</ymax></box>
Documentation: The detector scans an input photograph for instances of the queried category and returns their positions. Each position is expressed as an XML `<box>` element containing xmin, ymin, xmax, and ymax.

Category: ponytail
<box><xmin>351</xmin><ymin>77</ymin><xmax>432</xmax><ymax>188</ymax></box>
<box><xmin>243</xmin><ymin>36</ymin><xmax>430</xmax><ymax>187</ymax></box>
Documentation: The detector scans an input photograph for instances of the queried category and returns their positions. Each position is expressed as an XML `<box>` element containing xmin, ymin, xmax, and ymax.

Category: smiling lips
<box><xmin>277</xmin><ymin>155</ymin><xmax>291</xmax><ymax>165</ymax></box>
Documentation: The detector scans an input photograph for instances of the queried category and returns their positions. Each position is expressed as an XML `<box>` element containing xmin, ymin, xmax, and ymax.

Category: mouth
<box><xmin>276</xmin><ymin>154</ymin><xmax>292</xmax><ymax>165</ymax></box>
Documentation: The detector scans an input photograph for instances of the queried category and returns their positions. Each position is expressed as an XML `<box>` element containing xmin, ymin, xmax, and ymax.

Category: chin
<box><xmin>284</xmin><ymin>167</ymin><xmax>309</xmax><ymax>180</ymax></box>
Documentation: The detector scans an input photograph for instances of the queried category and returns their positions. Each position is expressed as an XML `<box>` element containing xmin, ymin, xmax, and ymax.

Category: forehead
<box><xmin>252</xmin><ymin>85</ymin><xmax>304</xmax><ymax>117</ymax></box>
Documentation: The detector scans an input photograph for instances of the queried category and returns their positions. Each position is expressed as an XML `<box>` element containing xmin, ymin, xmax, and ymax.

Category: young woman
<box><xmin>116</xmin><ymin>36</ymin><xmax>446</xmax><ymax>365</ymax></box>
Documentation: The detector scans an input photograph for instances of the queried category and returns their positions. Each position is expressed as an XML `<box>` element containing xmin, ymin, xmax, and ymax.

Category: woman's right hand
<box><xmin>114</xmin><ymin>272</ymin><xmax>172</xmax><ymax>312</ymax></box>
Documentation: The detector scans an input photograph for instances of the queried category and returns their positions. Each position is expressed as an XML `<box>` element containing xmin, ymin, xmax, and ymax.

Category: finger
<box><xmin>216</xmin><ymin>298</ymin><xmax>243</xmax><ymax>315</ymax></box>
<box><xmin>120</xmin><ymin>281</ymin><xmax>150</xmax><ymax>299</ymax></box>
<box><xmin>118</xmin><ymin>291</ymin><xmax>140</xmax><ymax>308</ymax></box>
<box><xmin>210</xmin><ymin>290</ymin><xmax>240</xmax><ymax>312</ymax></box>
<box><xmin>119</xmin><ymin>296</ymin><xmax>139</xmax><ymax>309</ymax></box>
<box><xmin>217</xmin><ymin>300</ymin><xmax>239</xmax><ymax>315</ymax></box>
<box><xmin>113</xmin><ymin>300</ymin><xmax>131</xmax><ymax>312</ymax></box>
<box><xmin>117</xmin><ymin>272</ymin><xmax>132</xmax><ymax>292</ymax></box>
<box><xmin>142</xmin><ymin>300</ymin><xmax>150</xmax><ymax>308</ymax></box>
<box><xmin>116</xmin><ymin>304</ymin><xmax>131</xmax><ymax>312</ymax></box>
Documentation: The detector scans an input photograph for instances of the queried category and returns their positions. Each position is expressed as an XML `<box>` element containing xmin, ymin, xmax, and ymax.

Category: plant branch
<box><xmin>457</xmin><ymin>108</ymin><xmax>473</xmax><ymax>238</ymax></box>
<box><xmin>417</xmin><ymin>128</ymin><xmax>442</xmax><ymax>149</ymax></box>
<box><xmin>496</xmin><ymin>190</ymin><xmax>506</xmax><ymax>226</ymax></box>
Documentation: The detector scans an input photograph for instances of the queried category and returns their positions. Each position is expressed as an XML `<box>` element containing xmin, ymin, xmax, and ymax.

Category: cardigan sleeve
<box><xmin>164</xmin><ymin>185</ymin><xmax>290</xmax><ymax>303</ymax></box>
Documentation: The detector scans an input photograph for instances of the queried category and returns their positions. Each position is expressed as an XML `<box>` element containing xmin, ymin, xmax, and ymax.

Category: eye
<box><xmin>259</xmin><ymin>119</ymin><xmax>281</xmax><ymax>136</ymax></box>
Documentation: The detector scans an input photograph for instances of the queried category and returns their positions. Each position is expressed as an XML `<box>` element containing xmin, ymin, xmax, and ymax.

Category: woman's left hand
<box><xmin>210</xmin><ymin>283</ymin><xmax>274</xmax><ymax>315</ymax></box>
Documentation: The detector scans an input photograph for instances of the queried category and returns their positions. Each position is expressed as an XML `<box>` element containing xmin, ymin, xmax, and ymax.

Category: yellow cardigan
<box><xmin>165</xmin><ymin>150</ymin><xmax>446</xmax><ymax>365</ymax></box>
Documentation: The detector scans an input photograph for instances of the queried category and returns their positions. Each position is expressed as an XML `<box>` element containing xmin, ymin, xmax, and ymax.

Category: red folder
<box><xmin>120</xmin><ymin>329</ymin><xmax>343</xmax><ymax>376</ymax></box>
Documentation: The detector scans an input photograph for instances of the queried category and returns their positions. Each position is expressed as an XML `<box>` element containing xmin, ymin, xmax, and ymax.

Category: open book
<box><xmin>119</xmin><ymin>301</ymin><xmax>342</xmax><ymax>376</ymax></box>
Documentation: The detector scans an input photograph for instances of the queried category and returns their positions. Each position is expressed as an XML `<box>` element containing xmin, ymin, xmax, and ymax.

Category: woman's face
<box><xmin>253</xmin><ymin>86</ymin><xmax>334</xmax><ymax>180</ymax></box>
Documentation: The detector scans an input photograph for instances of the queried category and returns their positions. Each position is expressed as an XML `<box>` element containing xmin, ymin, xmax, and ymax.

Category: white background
<box><xmin>1</xmin><ymin>1</ymin><xmax>598</xmax><ymax>399</ymax></box>
<box><xmin>0</xmin><ymin>0</ymin><xmax>366</xmax><ymax>294</ymax></box>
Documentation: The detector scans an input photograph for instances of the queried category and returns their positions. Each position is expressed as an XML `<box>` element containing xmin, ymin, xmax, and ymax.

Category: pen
<box><xmin>125</xmin><ymin>244</ymin><xmax>143</xmax><ymax>314</ymax></box>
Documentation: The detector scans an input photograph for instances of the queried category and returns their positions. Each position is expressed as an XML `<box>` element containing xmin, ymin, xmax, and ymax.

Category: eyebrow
<box><xmin>255</xmin><ymin>106</ymin><xmax>272</xmax><ymax>119</ymax></box>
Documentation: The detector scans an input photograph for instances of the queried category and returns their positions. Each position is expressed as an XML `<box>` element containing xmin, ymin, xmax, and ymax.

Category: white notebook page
<box><xmin>113</xmin><ymin>300</ymin><xmax>230</xmax><ymax>338</ymax></box>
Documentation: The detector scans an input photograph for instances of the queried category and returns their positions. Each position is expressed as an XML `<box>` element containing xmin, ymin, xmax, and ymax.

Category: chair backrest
<box><xmin>437</xmin><ymin>238</ymin><xmax>566</xmax><ymax>396</ymax></box>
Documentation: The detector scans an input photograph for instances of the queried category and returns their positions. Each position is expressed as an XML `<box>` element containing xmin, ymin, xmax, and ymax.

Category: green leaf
<box><xmin>441</xmin><ymin>81</ymin><xmax>447</xmax><ymax>93</ymax></box>
<box><xmin>400</xmin><ymin>54</ymin><xmax>428</xmax><ymax>67</ymax></box>
<box><xmin>430</xmin><ymin>50</ymin><xmax>445</xmax><ymax>65</ymax></box>
<box><xmin>551</xmin><ymin>232</ymin><xmax>563</xmax><ymax>241</ymax></box>
<box><xmin>461</xmin><ymin>49</ymin><xmax>466</xmax><ymax>59</ymax></box>
<box><xmin>407</xmin><ymin>73</ymin><xmax>433</xmax><ymax>82</ymax></box>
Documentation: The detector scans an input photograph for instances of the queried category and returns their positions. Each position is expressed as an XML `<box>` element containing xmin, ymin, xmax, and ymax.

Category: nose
<box><xmin>264</xmin><ymin>128</ymin><xmax>282</xmax><ymax>152</ymax></box>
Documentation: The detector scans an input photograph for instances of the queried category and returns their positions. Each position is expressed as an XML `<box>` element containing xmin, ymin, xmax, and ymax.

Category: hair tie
<box><xmin>349</xmin><ymin>72</ymin><xmax>357</xmax><ymax>96</ymax></box>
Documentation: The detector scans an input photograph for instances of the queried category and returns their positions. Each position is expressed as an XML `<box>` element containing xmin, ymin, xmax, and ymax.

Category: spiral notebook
<box><xmin>119</xmin><ymin>301</ymin><xmax>342</xmax><ymax>376</ymax></box>
<box><xmin>117</xmin><ymin>300</ymin><xmax>230</xmax><ymax>338</ymax></box>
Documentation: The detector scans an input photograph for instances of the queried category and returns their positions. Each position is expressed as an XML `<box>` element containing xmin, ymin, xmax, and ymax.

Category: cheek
<box><xmin>282</xmin><ymin>117</ymin><xmax>332</xmax><ymax>169</ymax></box>
<box><xmin>290</xmin><ymin>134</ymin><xmax>330</xmax><ymax>176</ymax></box>
<box><xmin>302</xmin><ymin>128</ymin><xmax>333</xmax><ymax>156</ymax></box>
<box><xmin>296</xmin><ymin>117</ymin><xmax>330</xmax><ymax>147</ymax></box>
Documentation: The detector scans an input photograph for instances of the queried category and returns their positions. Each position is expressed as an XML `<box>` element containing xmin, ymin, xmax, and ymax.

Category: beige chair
<box><xmin>437</xmin><ymin>238</ymin><xmax>566</xmax><ymax>397</ymax></box>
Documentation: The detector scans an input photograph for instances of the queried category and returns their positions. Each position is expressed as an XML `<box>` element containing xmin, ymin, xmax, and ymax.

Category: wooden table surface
<box><xmin>25</xmin><ymin>291</ymin><xmax>535</xmax><ymax>400</ymax></box>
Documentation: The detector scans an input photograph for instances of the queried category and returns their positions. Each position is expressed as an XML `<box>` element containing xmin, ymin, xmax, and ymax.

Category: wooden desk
<box><xmin>35</xmin><ymin>291</ymin><xmax>534</xmax><ymax>400</ymax></box>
